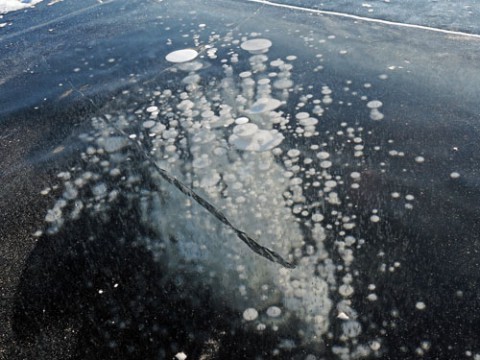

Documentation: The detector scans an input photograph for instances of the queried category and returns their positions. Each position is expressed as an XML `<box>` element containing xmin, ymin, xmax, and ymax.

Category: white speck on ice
<box><xmin>175</xmin><ymin>352</ymin><xmax>187</xmax><ymax>360</ymax></box>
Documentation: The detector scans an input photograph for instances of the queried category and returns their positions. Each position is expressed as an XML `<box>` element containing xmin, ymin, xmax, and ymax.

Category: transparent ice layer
<box><xmin>1</xmin><ymin>0</ymin><xmax>480</xmax><ymax>359</ymax></box>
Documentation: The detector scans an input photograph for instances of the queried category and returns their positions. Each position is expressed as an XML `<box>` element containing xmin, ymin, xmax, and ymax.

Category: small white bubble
<box><xmin>416</xmin><ymin>301</ymin><xmax>426</xmax><ymax>310</ymax></box>
<box><xmin>370</xmin><ymin>340</ymin><xmax>381</xmax><ymax>351</ymax></box>
<box><xmin>339</xmin><ymin>284</ymin><xmax>354</xmax><ymax>297</ymax></box>
<box><xmin>266</xmin><ymin>306</ymin><xmax>282</xmax><ymax>318</ymax></box>
<box><xmin>175</xmin><ymin>352</ymin><xmax>187</xmax><ymax>360</ymax></box>
<box><xmin>337</xmin><ymin>312</ymin><xmax>349</xmax><ymax>320</ymax></box>
<box><xmin>370</xmin><ymin>215</ymin><xmax>380</xmax><ymax>223</ymax></box>
<box><xmin>350</xmin><ymin>172</ymin><xmax>361</xmax><ymax>180</ymax></box>
<box><xmin>243</xmin><ymin>308</ymin><xmax>259</xmax><ymax>321</ymax></box>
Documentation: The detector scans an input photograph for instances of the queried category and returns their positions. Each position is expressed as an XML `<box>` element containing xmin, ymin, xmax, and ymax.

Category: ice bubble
<box><xmin>287</xmin><ymin>149</ymin><xmax>301</xmax><ymax>158</ymax></box>
<box><xmin>182</xmin><ymin>73</ymin><xmax>201</xmax><ymax>84</ymax></box>
<box><xmin>416</xmin><ymin>301</ymin><xmax>426</xmax><ymax>310</ymax></box>
<box><xmin>165</xmin><ymin>48</ymin><xmax>199</xmax><ymax>63</ymax></box>
<box><xmin>243</xmin><ymin>307</ymin><xmax>259</xmax><ymax>321</ymax></box>
<box><xmin>299</xmin><ymin>117</ymin><xmax>318</xmax><ymax>126</ymax></box>
<box><xmin>370</xmin><ymin>341</ymin><xmax>381</xmax><ymax>351</ymax></box>
<box><xmin>370</xmin><ymin>215</ymin><xmax>380</xmax><ymax>223</ymax></box>
<box><xmin>146</xmin><ymin>105</ymin><xmax>158</xmax><ymax>113</ymax></box>
<box><xmin>175</xmin><ymin>352</ymin><xmax>187</xmax><ymax>360</ymax></box>
<box><xmin>273</xmin><ymin>78</ymin><xmax>294</xmax><ymax>89</ymax></box>
<box><xmin>192</xmin><ymin>155</ymin><xmax>211</xmax><ymax>169</ymax></box>
<box><xmin>339</xmin><ymin>284</ymin><xmax>354</xmax><ymax>297</ymax></box>
<box><xmin>350</xmin><ymin>172</ymin><xmax>361</xmax><ymax>180</ymax></box>
<box><xmin>369</xmin><ymin>109</ymin><xmax>384</xmax><ymax>121</ymax></box>
<box><xmin>312</xmin><ymin>213</ymin><xmax>324</xmax><ymax>222</ymax></box>
<box><xmin>92</xmin><ymin>183</ymin><xmax>107</xmax><ymax>197</ymax></box>
<box><xmin>229</xmin><ymin>123</ymin><xmax>284</xmax><ymax>152</ymax></box>
<box><xmin>320</xmin><ymin>160</ymin><xmax>332</xmax><ymax>169</ymax></box>
<box><xmin>235</xmin><ymin>116</ymin><xmax>249</xmax><ymax>125</ymax></box>
<box><xmin>342</xmin><ymin>320</ymin><xmax>362</xmax><ymax>338</ymax></box>
<box><xmin>266</xmin><ymin>306</ymin><xmax>282</xmax><ymax>318</ymax></box>
<box><xmin>232</xmin><ymin>123</ymin><xmax>258</xmax><ymax>138</ymax></box>
<box><xmin>316</xmin><ymin>151</ymin><xmax>330</xmax><ymax>160</ymax></box>
<box><xmin>325</xmin><ymin>180</ymin><xmax>337</xmax><ymax>188</ymax></box>
<box><xmin>240</xmin><ymin>38</ymin><xmax>272</xmax><ymax>54</ymax></box>
<box><xmin>103</xmin><ymin>136</ymin><xmax>128</xmax><ymax>153</ymax></box>
<box><xmin>247</xmin><ymin>97</ymin><xmax>282</xmax><ymax>114</ymax></box>
<box><xmin>142</xmin><ymin>120</ymin><xmax>156</xmax><ymax>129</ymax></box>
<box><xmin>337</xmin><ymin>312</ymin><xmax>350</xmax><ymax>320</ymax></box>
<box><xmin>295</xmin><ymin>112</ymin><xmax>310</xmax><ymax>120</ymax></box>
<box><xmin>366</xmin><ymin>100</ymin><xmax>383</xmax><ymax>109</ymax></box>
<box><xmin>239</xmin><ymin>71</ymin><xmax>252</xmax><ymax>78</ymax></box>
<box><xmin>415</xmin><ymin>156</ymin><xmax>425</xmax><ymax>163</ymax></box>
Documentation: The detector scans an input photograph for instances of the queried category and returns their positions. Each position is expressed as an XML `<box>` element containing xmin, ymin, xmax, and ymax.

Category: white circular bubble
<box><xmin>316</xmin><ymin>151</ymin><xmax>330</xmax><ymax>160</ymax></box>
<box><xmin>243</xmin><ymin>308</ymin><xmax>259</xmax><ymax>321</ymax></box>
<box><xmin>325</xmin><ymin>180</ymin><xmax>337</xmax><ymax>188</ymax></box>
<box><xmin>235</xmin><ymin>117</ymin><xmax>249</xmax><ymax>125</ymax></box>
<box><xmin>165</xmin><ymin>49</ymin><xmax>199</xmax><ymax>63</ymax></box>
<box><xmin>370</xmin><ymin>341</ymin><xmax>381</xmax><ymax>351</ymax></box>
<box><xmin>175</xmin><ymin>352</ymin><xmax>187</xmax><ymax>360</ymax></box>
<box><xmin>273</xmin><ymin>78</ymin><xmax>294</xmax><ymax>90</ymax></box>
<box><xmin>142</xmin><ymin>120</ymin><xmax>156</xmax><ymax>129</ymax></box>
<box><xmin>370</xmin><ymin>109</ymin><xmax>384</xmax><ymax>121</ymax></box>
<box><xmin>295</xmin><ymin>112</ymin><xmax>310</xmax><ymax>120</ymax></box>
<box><xmin>342</xmin><ymin>320</ymin><xmax>362</xmax><ymax>338</ymax></box>
<box><xmin>416</xmin><ymin>301</ymin><xmax>426</xmax><ymax>310</ymax></box>
<box><xmin>247</xmin><ymin>98</ymin><xmax>282</xmax><ymax>114</ymax></box>
<box><xmin>370</xmin><ymin>215</ymin><xmax>380</xmax><ymax>223</ymax></box>
<box><xmin>320</xmin><ymin>160</ymin><xmax>332</xmax><ymax>169</ymax></box>
<box><xmin>287</xmin><ymin>149</ymin><xmax>301</xmax><ymax>158</ymax></box>
<box><xmin>146</xmin><ymin>106</ymin><xmax>158</xmax><ymax>113</ymax></box>
<box><xmin>350</xmin><ymin>172</ymin><xmax>361</xmax><ymax>180</ymax></box>
<box><xmin>232</xmin><ymin>123</ymin><xmax>258</xmax><ymax>138</ymax></box>
<box><xmin>229</xmin><ymin>124</ymin><xmax>284</xmax><ymax>152</ymax></box>
<box><xmin>239</xmin><ymin>71</ymin><xmax>252</xmax><ymax>78</ymax></box>
<box><xmin>339</xmin><ymin>284</ymin><xmax>354</xmax><ymax>297</ymax></box>
<box><xmin>367</xmin><ymin>100</ymin><xmax>383</xmax><ymax>109</ymax></box>
<box><xmin>266</xmin><ymin>306</ymin><xmax>282</xmax><ymax>318</ymax></box>
<box><xmin>415</xmin><ymin>156</ymin><xmax>425</xmax><ymax>163</ymax></box>
<box><xmin>240</xmin><ymin>38</ymin><xmax>272</xmax><ymax>54</ymax></box>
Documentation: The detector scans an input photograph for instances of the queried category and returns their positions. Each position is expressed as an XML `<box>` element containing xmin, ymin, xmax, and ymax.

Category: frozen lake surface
<box><xmin>1</xmin><ymin>0</ymin><xmax>480</xmax><ymax>359</ymax></box>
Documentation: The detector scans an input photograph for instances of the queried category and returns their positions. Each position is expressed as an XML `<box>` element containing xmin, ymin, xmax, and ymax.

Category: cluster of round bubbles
<box><xmin>42</xmin><ymin>32</ymin><xmax>394</xmax><ymax>360</ymax></box>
